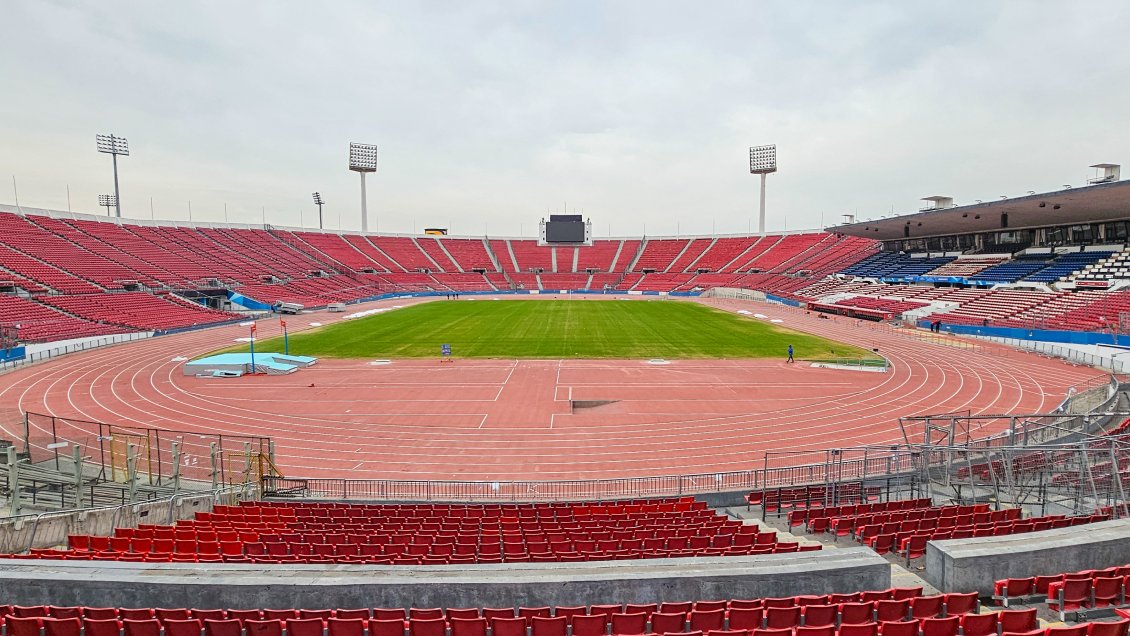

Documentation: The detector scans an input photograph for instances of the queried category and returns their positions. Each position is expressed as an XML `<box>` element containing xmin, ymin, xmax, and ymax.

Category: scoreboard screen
<box><xmin>545</xmin><ymin>214</ymin><xmax>585</xmax><ymax>243</ymax></box>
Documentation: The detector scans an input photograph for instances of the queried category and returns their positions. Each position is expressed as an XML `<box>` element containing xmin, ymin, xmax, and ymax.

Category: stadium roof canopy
<box><xmin>828</xmin><ymin>179</ymin><xmax>1130</xmax><ymax>241</ymax></box>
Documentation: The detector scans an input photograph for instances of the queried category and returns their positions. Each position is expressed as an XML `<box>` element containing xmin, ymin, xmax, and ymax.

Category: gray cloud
<box><xmin>1</xmin><ymin>1</ymin><xmax>1127</xmax><ymax>236</ymax></box>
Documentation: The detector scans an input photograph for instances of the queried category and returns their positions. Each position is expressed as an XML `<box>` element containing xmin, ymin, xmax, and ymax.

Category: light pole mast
<box><xmin>96</xmin><ymin>134</ymin><xmax>129</xmax><ymax>218</ymax></box>
<box><xmin>749</xmin><ymin>144</ymin><xmax>777</xmax><ymax>235</ymax></box>
<box><xmin>349</xmin><ymin>143</ymin><xmax>378</xmax><ymax>233</ymax></box>
<box><xmin>312</xmin><ymin>192</ymin><xmax>325</xmax><ymax>229</ymax></box>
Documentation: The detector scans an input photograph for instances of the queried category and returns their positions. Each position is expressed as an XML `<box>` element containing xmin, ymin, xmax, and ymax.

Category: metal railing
<box><xmin>263</xmin><ymin>376</ymin><xmax>1128</xmax><ymax>504</ymax></box>
<box><xmin>0</xmin><ymin>484</ymin><xmax>257</xmax><ymax>553</ymax></box>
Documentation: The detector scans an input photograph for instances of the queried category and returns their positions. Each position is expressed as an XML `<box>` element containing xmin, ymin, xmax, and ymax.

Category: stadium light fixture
<box><xmin>348</xmin><ymin>143</ymin><xmax>378</xmax><ymax>233</ymax></box>
<box><xmin>749</xmin><ymin>144</ymin><xmax>777</xmax><ymax>235</ymax></box>
<box><xmin>312</xmin><ymin>192</ymin><xmax>325</xmax><ymax>229</ymax></box>
<box><xmin>96</xmin><ymin>133</ymin><xmax>129</xmax><ymax>218</ymax></box>
<box><xmin>98</xmin><ymin>194</ymin><xmax>117</xmax><ymax>216</ymax></box>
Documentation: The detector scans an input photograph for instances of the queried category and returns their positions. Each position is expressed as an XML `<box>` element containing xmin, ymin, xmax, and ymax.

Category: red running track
<box><xmin>0</xmin><ymin>296</ymin><xmax>1104</xmax><ymax>481</ymax></box>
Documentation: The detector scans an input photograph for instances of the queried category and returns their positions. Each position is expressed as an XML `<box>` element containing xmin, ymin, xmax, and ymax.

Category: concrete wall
<box><xmin>925</xmin><ymin>518</ymin><xmax>1130</xmax><ymax>595</ymax></box>
<box><xmin>0</xmin><ymin>548</ymin><xmax>890</xmax><ymax>609</ymax></box>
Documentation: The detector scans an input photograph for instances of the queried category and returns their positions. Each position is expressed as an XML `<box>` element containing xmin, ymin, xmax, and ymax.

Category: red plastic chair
<box><xmin>368</xmin><ymin>619</ymin><xmax>406</xmax><ymax>636</ymax></box>
<box><xmin>164</xmin><ymin>619</ymin><xmax>203</xmax><ymax>636</ymax></box>
<box><xmin>324</xmin><ymin>619</ymin><xmax>364</xmax><ymax>636</ymax></box>
<box><xmin>287</xmin><ymin>618</ymin><xmax>325</xmax><ymax>636</ymax></box>
<box><xmin>839</xmin><ymin>603</ymin><xmax>875</xmax><ymax>626</ymax></box>
<box><xmin>919</xmin><ymin>616</ymin><xmax>958</xmax><ymax>636</ymax></box>
<box><xmin>909</xmin><ymin>596</ymin><xmax>944</xmax><ymax>620</ymax></box>
<box><xmin>959</xmin><ymin>613</ymin><xmax>997</xmax><ymax>636</ymax></box>
<box><xmin>334</xmin><ymin>611</ymin><xmax>371</xmax><ymax>622</ymax></box>
<box><xmin>800</xmin><ymin>605</ymin><xmax>837</xmax><ymax>628</ymax></box>
<box><xmin>123</xmin><ymin>619</ymin><xmax>162</xmax><ymax>636</ymax></box>
<box><xmin>611</xmin><ymin>614</ymin><xmax>646</xmax><ymax>635</ymax></box>
<box><xmin>998</xmin><ymin>609</ymin><xmax>1038</xmax><ymax>634</ymax></box>
<box><xmin>299</xmin><ymin>611</ymin><xmax>334</xmax><ymax>622</ymax></box>
<box><xmin>837</xmin><ymin>623</ymin><xmax>879</xmax><ymax>636</ymax></box>
<box><xmin>993</xmin><ymin>578</ymin><xmax>1036</xmax><ymax>607</ymax></box>
<box><xmin>227</xmin><ymin>611</ymin><xmax>263</xmax><ymax>625</ymax></box>
<box><xmin>1050</xmin><ymin>578</ymin><xmax>1094</xmax><ymax>621</ymax></box>
<box><xmin>204</xmin><ymin>619</ymin><xmax>243</xmax><ymax>636</ymax></box>
<box><xmin>877</xmin><ymin>621</ymin><xmax>918</xmax><ymax>636</ymax></box>
<box><xmin>246</xmin><ymin>619</ymin><xmax>284</xmax><ymax>636</ymax></box>
<box><xmin>84</xmin><ymin>609</ymin><xmax>120</xmax><ymax>621</ymax></box>
<box><xmin>6</xmin><ymin>617</ymin><xmax>45</xmax><ymax>636</ymax></box>
<box><xmin>490</xmin><ymin>617</ymin><xmax>528</xmax><ymax>636</ymax></box>
<box><xmin>727</xmin><ymin>608</ymin><xmax>764</xmax><ymax>631</ymax></box>
<box><xmin>874</xmin><ymin>600</ymin><xmax>910</xmax><ymax>623</ymax></box>
<box><xmin>156</xmin><ymin>610</ymin><xmax>192</xmax><ymax>623</ymax></box>
<box><xmin>794</xmin><ymin>627</ymin><xmax>833</xmax><ymax>636</ymax></box>
<box><xmin>763</xmin><ymin>607</ymin><xmax>801</xmax><ymax>630</ymax></box>
<box><xmin>1046</xmin><ymin>627</ymin><xmax>1088</xmax><ymax>636</ymax></box>
<box><xmin>941</xmin><ymin>592</ymin><xmax>977</xmax><ymax>617</ymax></box>
<box><xmin>751</xmin><ymin>629</ymin><xmax>791</xmax><ymax>636</ymax></box>
<box><xmin>450</xmin><ymin>618</ymin><xmax>487</xmax><ymax>636</ymax></box>
<box><xmin>83</xmin><ymin>619</ymin><xmax>124</xmax><ymax>636</ymax></box>
<box><xmin>410</xmin><ymin>610</ymin><xmax>444</xmax><ymax>621</ymax></box>
<box><xmin>1089</xmin><ymin>619</ymin><xmax>1130</xmax><ymax>636</ymax></box>
<box><xmin>1093</xmin><ymin>576</ymin><xmax>1125</xmax><ymax>607</ymax></box>
<box><xmin>690</xmin><ymin>610</ymin><xmax>725</xmax><ymax>633</ymax></box>
<box><xmin>530</xmin><ymin>617</ymin><xmax>566</xmax><ymax>636</ymax></box>
<box><xmin>191</xmin><ymin>611</ymin><xmax>227</xmax><ymax>623</ymax></box>
<box><xmin>42</xmin><ymin>618</ymin><xmax>82</xmax><ymax>636</ymax></box>
<box><xmin>650</xmin><ymin>613</ymin><xmax>686</xmax><ymax>634</ymax></box>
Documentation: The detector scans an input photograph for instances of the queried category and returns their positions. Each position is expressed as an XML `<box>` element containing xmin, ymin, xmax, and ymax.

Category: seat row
<box><xmin>787</xmin><ymin>501</ymin><xmax>933</xmax><ymax>529</ymax></box>
<box><xmin>8</xmin><ymin>611</ymin><xmax>1119</xmax><ymax>636</ymax></box>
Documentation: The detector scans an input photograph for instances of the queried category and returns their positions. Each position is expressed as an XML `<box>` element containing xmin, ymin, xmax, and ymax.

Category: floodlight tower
<box><xmin>96</xmin><ymin>133</ymin><xmax>129</xmax><ymax>218</ymax></box>
<box><xmin>98</xmin><ymin>194</ymin><xmax>117</xmax><ymax>216</ymax></box>
<box><xmin>312</xmin><ymin>192</ymin><xmax>325</xmax><ymax>229</ymax></box>
<box><xmin>749</xmin><ymin>144</ymin><xmax>777</xmax><ymax>235</ymax></box>
<box><xmin>348</xmin><ymin>143</ymin><xmax>378</xmax><ymax>233</ymax></box>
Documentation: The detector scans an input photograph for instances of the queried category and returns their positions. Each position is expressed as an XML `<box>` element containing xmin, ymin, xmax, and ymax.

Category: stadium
<box><xmin>3</xmin><ymin>3</ymin><xmax>1130</xmax><ymax>636</ymax></box>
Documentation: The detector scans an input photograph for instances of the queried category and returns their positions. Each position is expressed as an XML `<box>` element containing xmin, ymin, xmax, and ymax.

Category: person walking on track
<box><xmin>787</xmin><ymin>344</ymin><xmax>794</xmax><ymax>363</ymax></box>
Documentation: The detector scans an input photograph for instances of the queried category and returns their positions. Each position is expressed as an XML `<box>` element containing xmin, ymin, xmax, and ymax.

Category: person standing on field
<box><xmin>787</xmin><ymin>344</ymin><xmax>794</xmax><ymax>363</ymax></box>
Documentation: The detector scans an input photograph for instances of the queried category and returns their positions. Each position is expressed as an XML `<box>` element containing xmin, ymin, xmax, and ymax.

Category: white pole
<box><xmin>67</xmin><ymin>184</ymin><xmax>72</xmax><ymax>213</ymax></box>
<box><xmin>188</xmin><ymin>200</ymin><xmax>192</xmax><ymax>223</ymax></box>
<box><xmin>150</xmin><ymin>197</ymin><xmax>154</xmax><ymax>220</ymax></box>
<box><xmin>759</xmin><ymin>172</ymin><xmax>767</xmax><ymax>235</ymax></box>
<box><xmin>12</xmin><ymin>175</ymin><xmax>20</xmax><ymax>212</ymax></box>
<box><xmin>360</xmin><ymin>172</ymin><xmax>369</xmax><ymax>233</ymax></box>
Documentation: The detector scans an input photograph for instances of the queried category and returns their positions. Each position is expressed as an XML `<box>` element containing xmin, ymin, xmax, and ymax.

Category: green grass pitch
<box><xmin>235</xmin><ymin>299</ymin><xmax>878</xmax><ymax>360</ymax></box>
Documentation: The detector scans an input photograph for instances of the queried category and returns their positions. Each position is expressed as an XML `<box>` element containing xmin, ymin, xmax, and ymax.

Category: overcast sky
<box><xmin>1</xmin><ymin>1</ymin><xmax>1127</xmax><ymax>237</ymax></box>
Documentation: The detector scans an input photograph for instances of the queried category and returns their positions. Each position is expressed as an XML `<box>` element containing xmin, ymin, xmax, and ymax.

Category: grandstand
<box><xmin>6</xmin><ymin>178</ymin><xmax>1130</xmax><ymax>636</ymax></box>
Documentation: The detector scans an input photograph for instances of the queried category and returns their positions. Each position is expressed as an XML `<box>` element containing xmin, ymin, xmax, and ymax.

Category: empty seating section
<box><xmin>795</xmin><ymin>496</ymin><xmax>1112</xmax><ymax>560</ymax></box>
<box><xmin>970</xmin><ymin>254</ymin><xmax>1052</xmax><ymax>283</ymax></box>
<box><xmin>833</xmin><ymin>297</ymin><xmax>928</xmax><ymax>315</ymax></box>
<box><xmin>633</xmin><ymin>240</ymin><xmax>690</xmax><ymax>272</ymax></box>
<box><xmin>293</xmin><ymin>233</ymin><xmax>385</xmax><ymax>272</ymax></box>
<box><xmin>840</xmin><ymin>253</ymin><xmax>956</xmax><ymax>279</ymax></box>
<box><xmin>431</xmin><ymin>274</ymin><xmax>492</xmax><ymax>291</ymax></box>
<box><xmin>442</xmin><ymin>240</ymin><xmax>497</xmax><ymax>272</ymax></box>
<box><xmin>924</xmin><ymin>257</ymin><xmax>1008</xmax><ymax>278</ymax></box>
<box><xmin>508</xmin><ymin>241</ymin><xmax>554</xmax><ymax>272</ymax></box>
<box><xmin>667</xmin><ymin>239</ymin><xmax>713</xmax><ymax>273</ymax></box>
<box><xmin>632</xmin><ymin>274</ymin><xmax>694</xmax><ymax>292</ymax></box>
<box><xmin>539</xmin><ymin>274</ymin><xmax>590</xmax><ymax>290</ymax></box>
<box><xmin>342</xmin><ymin>236</ymin><xmax>403</xmax><ymax>272</ymax></box>
<box><xmin>575</xmin><ymin>241</ymin><xmax>622</xmax><ymax>272</ymax></box>
<box><xmin>691</xmin><ymin>237</ymin><xmax>760</xmax><ymax>272</ymax></box>
<box><xmin>740</xmin><ymin>235</ymin><xmax>827</xmax><ymax>273</ymax></box>
<box><xmin>11</xmin><ymin>589</ymin><xmax>1111</xmax><ymax>636</ymax></box>
<box><xmin>994</xmin><ymin>561</ymin><xmax>1130</xmax><ymax>620</ymax></box>
<box><xmin>40</xmin><ymin>293</ymin><xmax>241</xmax><ymax>331</ymax></box>
<box><xmin>370</xmin><ymin>238</ymin><xmax>440</xmax><ymax>272</ymax></box>
<box><xmin>43</xmin><ymin>498</ymin><xmax>815</xmax><ymax>564</ymax></box>
<box><xmin>416</xmin><ymin>238</ymin><xmax>460</xmax><ymax>272</ymax></box>
<box><xmin>0</xmin><ymin>295</ymin><xmax>127</xmax><ymax>342</ymax></box>
<box><xmin>1077</xmin><ymin>249</ymin><xmax>1130</xmax><ymax>282</ymax></box>
<box><xmin>1026</xmin><ymin>252</ymin><xmax>1114</xmax><ymax>283</ymax></box>
<box><xmin>921</xmin><ymin>290</ymin><xmax>1056</xmax><ymax>327</ymax></box>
